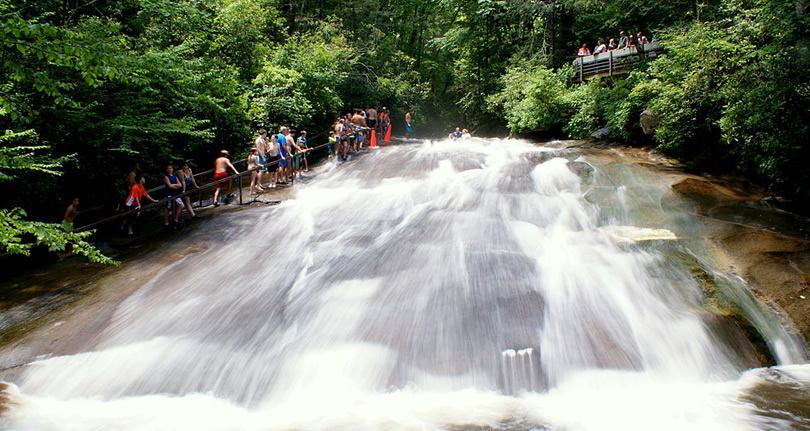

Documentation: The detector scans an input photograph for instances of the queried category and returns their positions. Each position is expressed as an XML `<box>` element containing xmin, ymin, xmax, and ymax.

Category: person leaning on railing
<box><xmin>177</xmin><ymin>161</ymin><xmax>200</xmax><ymax>220</ymax></box>
<box><xmin>577</xmin><ymin>43</ymin><xmax>592</xmax><ymax>57</ymax></box>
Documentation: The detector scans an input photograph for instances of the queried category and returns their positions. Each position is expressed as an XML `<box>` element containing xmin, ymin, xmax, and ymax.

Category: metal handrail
<box><xmin>73</xmin><ymin>136</ymin><xmax>335</xmax><ymax>234</ymax></box>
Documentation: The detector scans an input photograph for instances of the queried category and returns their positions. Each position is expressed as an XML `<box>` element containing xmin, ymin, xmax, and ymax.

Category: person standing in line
<box><xmin>277</xmin><ymin>127</ymin><xmax>290</xmax><ymax>184</ymax></box>
<box><xmin>264</xmin><ymin>132</ymin><xmax>280</xmax><ymax>188</ymax></box>
<box><xmin>247</xmin><ymin>148</ymin><xmax>265</xmax><ymax>194</ymax></box>
<box><xmin>177</xmin><ymin>161</ymin><xmax>199</xmax><ymax>219</ymax></box>
<box><xmin>577</xmin><ymin>43</ymin><xmax>591</xmax><ymax>57</ymax></box>
<box><xmin>405</xmin><ymin>109</ymin><xmax>413</xmax><ymax>140</ymax></box>
<box><xmin>607</xmin><ymin>38</ymin><xmax>617</xmax><ymax>50</ymax></box>
<box><xmin>296</xmin><ymin>130</ymin><xmax>310</xmax><ymax>174</ymax></box>
<box><xmin>327</xmin><ymin>130</ymin><xmax>337</xmax><ymax>159</ymax></box>
<box><xmin>285</xmin><ymin>129</ymin><xmax>298</xmax><ymax>182</ymax></box>
<box><xmin>212</xmin><ymin>150</ymin><xmax>239</xmax><ymax>206</ymax></box>
<box><xmin>255</xmin><ymin>129</ymin><xmax>268</xmax><ymax>186</ymax></box>
<box><xmin>351</xmin><ymin>109</ymin><xmax>367</xmax><ymax>151</ymax></box>
<box><xmin>617</xmin><ymin>30</ymin><xmax>628</xmax><ymax>49</ymax></box>
<box><xmin>163</xmin><ymin>164</ymin><xmax>184</xmax><ymax>228</ymax></box>
<box><xmin>365</xmin><ymin>106</ymin><xmax>378</xmax><ymax>134</ymax></box>
<box><xmin>123</xmin><ymin>175</ymin><xmax>158</xmax><ymax>236</ymax></box>
<box><xmin>380</xmin><ymin>107</ymin><xmax>391</xmax><ymax>139</ymax></box>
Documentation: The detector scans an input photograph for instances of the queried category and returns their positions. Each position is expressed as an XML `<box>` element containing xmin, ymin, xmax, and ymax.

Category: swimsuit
<box><xmin>214</xmin><ymin>171</ymin><xmax>229</xmax><ymax>189</ymax></box>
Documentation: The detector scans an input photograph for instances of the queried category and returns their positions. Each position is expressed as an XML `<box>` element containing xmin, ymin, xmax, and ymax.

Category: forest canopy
<box><xmin>1</xmin><ymin>0</ymin><xmax>809</xmax><ymax>259</ymax></box>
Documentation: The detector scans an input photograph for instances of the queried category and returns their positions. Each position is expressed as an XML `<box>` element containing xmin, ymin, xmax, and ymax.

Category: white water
<box><xmin>2</xmin><ymin>138</ymin><xmax>809</xmax><ymax>430</ymax></box>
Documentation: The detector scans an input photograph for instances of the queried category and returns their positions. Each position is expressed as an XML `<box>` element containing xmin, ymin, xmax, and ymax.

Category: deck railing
<box><xmin>572</xmin><ymin>42</ymin><xmax>663</xmax><ymax>82</ymax></box>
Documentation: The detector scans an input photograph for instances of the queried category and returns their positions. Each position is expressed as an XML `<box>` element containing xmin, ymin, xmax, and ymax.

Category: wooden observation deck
<box><xmin>572</xmin><ymin>42</ymin><xmax>663</xmax><ymax>82</ymax></box>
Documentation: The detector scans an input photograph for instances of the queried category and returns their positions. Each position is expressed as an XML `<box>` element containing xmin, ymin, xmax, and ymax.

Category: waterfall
<box><xmin>1</xmin><ymin>138</ymin><xmax>808</xmax><ymax>431</ymax></box>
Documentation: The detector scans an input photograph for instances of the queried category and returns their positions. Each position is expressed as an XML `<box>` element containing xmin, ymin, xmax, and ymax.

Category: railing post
<box><xmin>579</xmin><ymin>57</ymin><xmax>583</xmax><ymax>82</ymax></box>
<box><xmin>238</xmin><ymin>173</ymin><xmax>243</xmax><ymax>205</ymax></box>
<box><xmin>609</xmin><ymin>51</ymin><xmax>613</xmax><ymax>77</ymax></box>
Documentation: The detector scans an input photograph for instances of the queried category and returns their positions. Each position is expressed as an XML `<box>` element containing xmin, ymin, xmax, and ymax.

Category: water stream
<box><xmin>2</xmin><ymin>138</ymin><xmax>809</xmax><ymax>430</ymax></box>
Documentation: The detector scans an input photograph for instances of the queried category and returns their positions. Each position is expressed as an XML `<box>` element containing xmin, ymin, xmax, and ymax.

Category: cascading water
<box><xmin>1</xmin><ymin>138</ymin><xmax>809</xmax><ymax>430</ymax></box>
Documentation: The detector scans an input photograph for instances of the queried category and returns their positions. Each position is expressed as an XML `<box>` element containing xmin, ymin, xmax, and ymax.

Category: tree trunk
<box><xmin>799</xmin><ymin>0</ymin><xmax>806</xmax><ymax>16</ymax></box>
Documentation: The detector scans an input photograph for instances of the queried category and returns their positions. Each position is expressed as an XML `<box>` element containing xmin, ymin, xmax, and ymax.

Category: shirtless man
<box><xmin>351</xmin><ymin>109</ymin><xmax>367</xmax><ymax>151</ymax></box>
<box><xmin>62</xmin><ymin>198</ymin><xmax>79</xmax><ymax>232</ymax></box>
<box><xmin>405</xmin><ymin>109</ymin><xmax>413</xmax><ymax>140</ymax></box>
<box><xmin>365</xmin><ymin>106</ymin><xmax>378</xmax><ymax>131</ymax></box>
<box><xmin>380</xmin><ymin>107</ymin><xmax>391</xmax><ymax>140</ymax></box>
<box><xmin>212</xmin><ymin>150</ymin><xmax>239</xmax><ymax>207</ymax></box>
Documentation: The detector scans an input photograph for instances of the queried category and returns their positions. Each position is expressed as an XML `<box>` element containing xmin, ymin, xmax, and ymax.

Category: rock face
<box><xmin>591</xmin><ymin>127</ymin><xmax>611</xmax><ymax>139</ymax></box>
<box><xmin>640</xmin><ymin>110</ymin><xmax>659</xmax><ymax>135</ymax></box>
<box><xmin>671</xmin><ymin>177</ymin><xmax>810</xmax><ymax>345</ymax></box>
<box><xmin>566</xmin><ymin>161</ymin><xmax>594</xmax><ymax>178</ymax></box>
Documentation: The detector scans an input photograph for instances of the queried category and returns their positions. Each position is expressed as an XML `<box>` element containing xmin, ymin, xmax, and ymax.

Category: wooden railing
<box><xmin>572</xmin><ymin>42</ymin><xmax>663</xmax><ymax>82</ymax></box>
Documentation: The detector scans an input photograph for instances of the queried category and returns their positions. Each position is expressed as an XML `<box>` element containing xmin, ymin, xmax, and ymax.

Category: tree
<box><xmin>0</xmin><ymin>130</ymin><xmax>117</xmax><ymax>264</ymax></box>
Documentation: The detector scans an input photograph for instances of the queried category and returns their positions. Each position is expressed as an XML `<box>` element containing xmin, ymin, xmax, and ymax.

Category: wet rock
<box><xmin>671</xmin><ymin>176</ymin><xmax>810</xmax><ymax>347</ymax></box>
<box><xmin>702</xmin><ymin>313</ymin><xmax>774</xmax><ymax>368</ymax></box>
<box><xmin>524</xmin><ymin>150</ymin><xmax>570</xmax><ymax>164</ymax></box>
<box><xmin>640</xmin><ymin>109</ymin><xmax>659</xmax><ymax>135</ymax></box>
<box><xmin>590</xmin><ymin>127</ymin><xmax>611</xmax><ymax>139</ymax></box>
<box><xmin>566</xmin><ymin>161</ymin><xmax>594</xmax><ymax>178</ymax></box>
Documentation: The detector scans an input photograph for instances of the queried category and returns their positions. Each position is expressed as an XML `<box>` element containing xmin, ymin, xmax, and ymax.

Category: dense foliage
<box><xmin>0</xmin><ymin>0</ymin><xmax>808</xmax><ymax>261</ymax></box>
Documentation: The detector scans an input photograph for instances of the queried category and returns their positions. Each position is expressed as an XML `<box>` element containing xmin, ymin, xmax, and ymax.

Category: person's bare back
<box><xmin>351</xmin><ymin>112</ymin><xmax>366</xmax><ymax>127</ymax></box>
<box><xmin>215</xmin><ymin>156</ymin><xmax>237</xmax><ymax>174</ymax></box>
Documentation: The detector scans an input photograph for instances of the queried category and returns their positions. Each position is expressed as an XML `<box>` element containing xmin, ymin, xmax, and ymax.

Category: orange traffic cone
<box><xmin>384</xmin><ymin>124</ymin><xmax>392</xmax><ymax>142</ymax></box>
<box><xmin>370</xmin><ymin>129</ymin><xmax>377</xmax><ymax>148</ymax></box>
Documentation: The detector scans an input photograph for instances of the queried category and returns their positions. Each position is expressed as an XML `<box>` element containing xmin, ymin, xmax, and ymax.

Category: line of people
<box><xmin>577</xmin><ymin>30</ymin><xmax>653</xmax><ymax>57</ymax></box>
<box><xmin>248</xmin><ymin>126</ymin><xmax>312</xmax><ymax>195</ymax></box>
<box><xmin>329</xmin><ymin>107</ymin><xmax>392</xmax><ymax>160</ymax></box>
<box><xmin>118</xmin><ymin>107</ymin><xmax>400</xmax><ymax>236</ymax></box>
<box><xmin>122</xmin><ymin>161</ymin><xmax>201</xmax><ymax>235</ymax></box>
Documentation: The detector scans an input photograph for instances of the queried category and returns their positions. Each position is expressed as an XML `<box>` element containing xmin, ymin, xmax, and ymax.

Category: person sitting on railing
<box><xmin>212</xmin><ymin>150</ymin><xmax>239</xmax><ymax>207</ymax></box>
<box><xmin>593</xmin><ymin>39</ymin><xmax>607</xmax><ymax>54</ymax></box>
<box><xmin>617</xmin><ymin>31</ymin><xmax>628</xmax><ymax>49</ymax></box>
<box><xmin>608</xmin><ymin>38</ymin><xmax>617</xmax><ymax>50</ymax></box>
<box><xmin>123</xmin><ymin>174</ymin><xmax>158</xmax><ymax>236</ymax></box>
<box><xmin>577</xmin><ymin>43</ymin><xmax>591</xmax><ymax>57</ymax></box>
<box><xmin>177</xmin><ymin>161</ymin><xmax>199</xmax><ymax>220</ymax></box>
